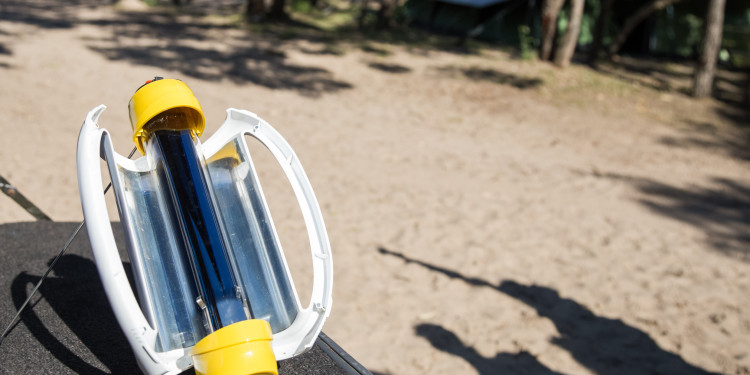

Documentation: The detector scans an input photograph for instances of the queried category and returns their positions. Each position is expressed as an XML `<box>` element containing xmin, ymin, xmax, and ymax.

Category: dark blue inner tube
<box><xmin>151</xmin><ymin>129</ymin><xmax>249</xmax><ymax>330</ymax></box>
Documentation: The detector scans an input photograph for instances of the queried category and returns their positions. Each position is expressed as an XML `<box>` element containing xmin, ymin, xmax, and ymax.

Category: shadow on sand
<box><xmin>85</xmin><ymin>11</ymin><xmax>354</xmax><ymax>96</ymax></box>
<box><xmin>415</xmin><ymin>323</ymin><xmax>564</xmax><ymax>375</ymax></box>
<box><xmin>658</xmin><ymin>119</ymin><xmax>750</xmax><ymax>162</ymax></box>
<box><xmin>435</xmin><ymin>65</ymin><xmax>544</xmax><ymax>89</ymax></box>
<box><xmin>590</xmin><ymin>173</ymin><xmax>750</xmax><ymax>261</ymax></box>
<box><xmin>367</xmin><ymin>62</ymin><xmax>411</xmax><ymax>74</ymax></box>
<box><xmin>378</xmin><ymin>247</ymin><xmax>719</xmax><ymax>375</ymax></box>
<box><xmin>1</xmin><ymin>0</ymin><xmax>353</xmax><ymax>96</ymax></box>
<box><xmin>0</xmin><ymin>0</ymin><xmax>97</xmax><ymax>30</ymax></box>
<box><xmin>595</xmin><ymin>56</ymin><xmax>749</xmax><ymax>108</ymax></box>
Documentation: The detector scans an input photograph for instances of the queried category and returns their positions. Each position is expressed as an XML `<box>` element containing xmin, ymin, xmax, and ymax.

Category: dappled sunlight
<box><xmin>83</xmin><ymin>11</ymin><xmax>353</xmax><ymax>95</ymax></box>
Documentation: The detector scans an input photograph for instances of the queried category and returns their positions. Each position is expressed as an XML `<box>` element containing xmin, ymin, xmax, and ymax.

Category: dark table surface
<box><xmin>0</xmin><ymin>221</ymin><xmax>368</xmax><ymax>375</ymax></box>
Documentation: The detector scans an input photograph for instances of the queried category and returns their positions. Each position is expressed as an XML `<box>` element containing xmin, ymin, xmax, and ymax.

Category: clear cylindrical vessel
<box><xmin>112</xmin><ymin>107</ymin><xmax>299</xmax><ymax>351</ymax></box>
<box><xmin>143</xmin><ymin>109</ymin><xmax>251</xmax><ymax>331</ymax></box>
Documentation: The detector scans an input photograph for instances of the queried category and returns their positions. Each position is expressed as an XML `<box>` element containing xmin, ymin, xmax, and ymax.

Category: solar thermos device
<box><xmin>77</xmin><ymin>78</ymin><xmax>333</xmax><ymax>375</ymax></box>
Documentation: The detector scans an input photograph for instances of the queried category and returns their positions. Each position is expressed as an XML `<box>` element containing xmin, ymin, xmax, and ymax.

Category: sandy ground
<box><xmin>1</xmin><ymin>1</ymin><xmax>749</xmax><ymax>374</ymax></box>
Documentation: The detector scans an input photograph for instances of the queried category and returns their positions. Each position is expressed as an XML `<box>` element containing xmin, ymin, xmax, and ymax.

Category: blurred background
<box><xmin>0</xmin><ymin>0</ymin><xmax>749</xmax><ymax>374</ymax></box>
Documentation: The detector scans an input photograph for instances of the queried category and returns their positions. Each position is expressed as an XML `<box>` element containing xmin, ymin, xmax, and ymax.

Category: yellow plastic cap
<box><xmin>190</xmin><ymin>320</ymin><xmax>278</xmax><ymax>375</ymax></box>
<box><xmin>128</xmin><ymin>78</ymin><xmax>205</xmax><ymax>154</ymax></box>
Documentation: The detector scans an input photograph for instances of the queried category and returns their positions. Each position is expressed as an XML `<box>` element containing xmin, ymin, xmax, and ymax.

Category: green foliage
<box><xmin>651</xmin><ymin>7</ymin><xmax>703</xmax><ymax>58</ymax></box>
<box><xmin>268</xmin><ymin>0</ymin><xmax>750</xmax><ymax>68</ymax></box>
<box><xmin>558</xmin><ymin>6</ymin><xmax>569</xmax><ymax>35</ymax></box>
<box><xmin>357</xmin><ymin>8</ymin><xmax>378</xmax><ymax>29</ymax></box>
<box><xmin>404</xmin><ymin>0</ymin><xmax>528</xmax><ymax>45</ymax></box>
<box><xmin>518</xmin><ymin>25</ymin><xmax>534</xmax><ymax>60</ymax></box>
<box><xmin>577</xmin><ymin>0</ymin><xmax>601</xmax><ymax>45</ymax></box>
<box><xmin>677</xmin><ymin>14</ymin><xmax>703</xmax><ymax>57</ymax></box>
<box><xmin>288</xmin><ymin>0</ymin><xmax>360</xmax><ymax>31</ymax></box>
<box><xmin>392</xmin><ymin>3</ymin><xmax>411</xmax><ymax>25</ymax></box>
<box><xmin>290</xmin><ymin>0</ymin><xmax>312</xmax><ymax>14</ymax></box>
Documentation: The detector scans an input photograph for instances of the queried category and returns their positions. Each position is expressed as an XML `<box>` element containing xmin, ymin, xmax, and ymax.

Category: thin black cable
<box><xmin>0</xmin><ymin>146</ymin><xmax>137</xmax><ymax>347</ymax></box>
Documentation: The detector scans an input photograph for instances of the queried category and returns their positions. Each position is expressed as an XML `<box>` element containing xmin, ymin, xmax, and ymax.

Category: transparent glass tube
<box><xmin>146</xmin><ymin>129</ymin><xmax>250</xmax><ymax>331</ymax></box>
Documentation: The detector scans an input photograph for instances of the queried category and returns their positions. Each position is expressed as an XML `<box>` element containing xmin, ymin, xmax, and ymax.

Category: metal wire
<box><xmin>0</xmin><ymin>175</ymin><xmax>52</xmax><ymax>221</ymax></box>
<box><xmin>0</xmin><ymin>146</ymin><xmax>137</xmax><ymax>347</ymax></box>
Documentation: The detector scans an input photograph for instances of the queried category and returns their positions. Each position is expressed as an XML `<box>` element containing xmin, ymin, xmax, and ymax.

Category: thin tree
<box><xmin>539</xmin><ymin>0</ymin><xmax>565</xmax><ymax>61</ymax></box>
<box><xmin>608</xmin><ymin>0</ymin><xmax>683</xmax><ymax>57</ymax></box>
<box><xmin>357</xmin><ymin>0</ymin><xmax>399</xmax><ymax>29</ymax></box>
<box><xmin>246</xmin><ymin>0</ymin><xmax>266</xmax><ymax>20</ymax></box>
<box><xmin>693</xmin><ymin>0</ymin><xmax>726</xmax><ymax>97</ymax></box>
<box><xmin>553</xmin><ymin>0</ymin><xmax>585</xmax><ymax>67</ymax></box>
<box><xmin>376</xmin><ymin>0</ymin><xmax>396</xmax><ymax>29</ymax></box>
<box><xmin>269</xmin><ymin>0</ymin><xmax>288</xmax><ymax>19</ymax></box>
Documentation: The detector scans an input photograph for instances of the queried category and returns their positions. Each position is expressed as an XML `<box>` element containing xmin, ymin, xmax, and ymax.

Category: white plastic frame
<box><xmin>77</xmin><ymin>105</ymin><xmax>333</xmax><ymax>375</ymax></box>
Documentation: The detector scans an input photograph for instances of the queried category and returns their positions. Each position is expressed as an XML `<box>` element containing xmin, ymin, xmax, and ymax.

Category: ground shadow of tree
<box><xmin>84</xmin><ymin>11</ymin><xmax>353</xmax><ymax>96</ymax></box>
<box><xmin>0</xmin><ymin>0</ymin><xmax>92</xmax><ymax>66</ymax></box>
<box><xmin>378</xmin><ymin>247</ymin><xmax>720</xmax><ymax>375</ymax></box>
<box><xmin>367</xmin><ymin>62</ymin><xmax>411</xmax><ymax>74</ymax></box>
<box><xmin>658</xmin><ymin>119</ymin><xmax>750</xmax><ymax>162</ymax></box>
<box><xmin>1</xmin><ymin>0</ymin><xmax>353</xmax><ymax>96</ymax></box>
<box><xmin>595</xmin><ymin>56</ymin><xmax>694</xmax><ymax>92</ymax></box>
<box><xmin>594</xmin><ymin>56</ymin><xmax>750</xmax><ymax>135</ymax></box>
<box><xmin>715</xmin><ymin>103</ymin><xmax>750</xmax><ymax>131</ymax></box>
<box><xmin>498</xmin><ymin>281</ymin><xmax>720</xmax><ymax>375</ymax></box>
<box><xmin>591</xmin><ymin>173</ymin><xmax>750</xmax><ymax>261</ymax></box>
<box><xmin>415</xmin><ymin>323</ymin><xmax>565</xmax><ymax>375</ymax></box>
<box><xmin>0</xmin><ymin>43</ymin><xmax>10</xmax><ymax>69</ymax></box>
<box><xmin>0</xmin><ymin>0</ymin><xmax>104</xmax><ymax>30</ymax></box>
<box><xmin>90</xmin><ymin>42</ymin><xmax>353</xmax><ymax>96</ymax></box>
<box><xmin>435</xmin><ymin>65</ymin><xmax>544</xmax><ymax>89</ymax></box>
<box><xmin>595</xmin><ymin>56</ymin><xmax>748</xmax><ymax>105</ymax></box>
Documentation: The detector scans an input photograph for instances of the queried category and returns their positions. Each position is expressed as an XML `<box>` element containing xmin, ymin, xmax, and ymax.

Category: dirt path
<box><xmin>1</xmin><ymin>1</ymin><xmax>749</xmax><ymax>374</ymax></box>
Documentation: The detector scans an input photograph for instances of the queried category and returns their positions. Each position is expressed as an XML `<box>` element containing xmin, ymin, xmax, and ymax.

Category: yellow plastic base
<box><xmin>190</xmin><ymin>320</ymin><xmax>278</xmax><ymax>375</ymax></box>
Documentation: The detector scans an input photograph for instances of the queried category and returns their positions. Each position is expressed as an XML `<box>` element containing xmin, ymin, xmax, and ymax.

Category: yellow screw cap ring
<box><xmin>190</xmin><ymin>319</ymin><xmax>278</xmax><ymax>375</ymax></box>
<box><xmin>128</xmin><ymin>78</ymin><xmax>205</xmax><ymax>154</ymax></box>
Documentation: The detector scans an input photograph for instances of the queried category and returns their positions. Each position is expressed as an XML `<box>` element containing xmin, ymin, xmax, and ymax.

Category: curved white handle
<box><xmin>79</xmin><ymin>106</ymin><xmax>332</xmax><ymax>372</ymax></box>
<box><xmin>203</xmin><ymin>108</ymin><xmax>333</xmax><ymax>359</ymax></box>
<box><xmin>77</xmin><ymin>105</ymin><xmax>187</xmax><ymax>375</ymax></box>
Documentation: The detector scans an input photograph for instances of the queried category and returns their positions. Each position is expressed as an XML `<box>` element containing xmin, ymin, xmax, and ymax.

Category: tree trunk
<box><xmin>376</xmin><ymin>0</ymin><xmax>396</xmax><ymax>29</ymax></box>
<box><xmin>587</xmin><ymin>0</ymin><xmax>613</xmax><ymax>67</ymax></box>
<box><xmin>693</xmin><ymin>0</ymin><xmax>726</xmax><ymax>98</ymax></box>
<box><xmin>608</xmin><ymin>0</ymin><xmax>683</xmax><ymax>57</ymax></box>
<box><xmin>269</xmin><ymin>0</ymin><xmax>287</xmax><ymax>19</ymax></box>
<box><xmin>539</xmin><ymin>0</ymin><xmax>565</xmax><ymax>61</ymax></box>
<box><xmin>554</xmin><ymin>0</ymin><xmax>585</xmax><ymax>67</ymax></box>
<box><xmin>246</xmin><ymin>0</ymin><xmax>266</xmax><ymax>20</ymax></box>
